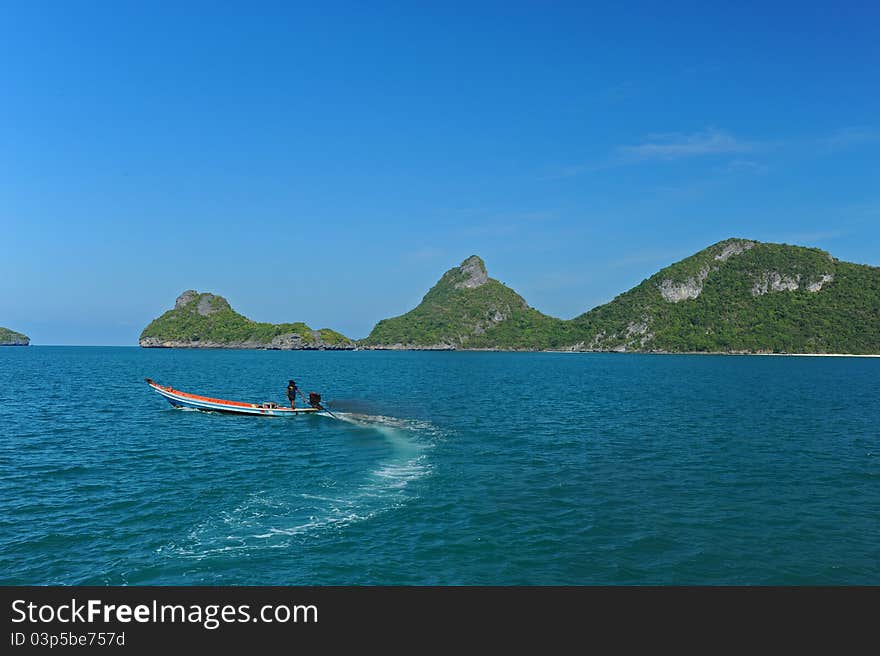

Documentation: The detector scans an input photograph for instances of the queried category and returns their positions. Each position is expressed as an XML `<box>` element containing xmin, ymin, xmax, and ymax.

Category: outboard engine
<box><xmin>308</xmin><ymin>392</ymin><xmax>322</xmax><ymax>408</ymax></box>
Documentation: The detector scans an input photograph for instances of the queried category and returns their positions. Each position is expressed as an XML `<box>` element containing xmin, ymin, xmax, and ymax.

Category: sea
<box><xmin>1</xmin><ymin>347</ymin><xmax>878</xmax><ymax>584</ymax></box>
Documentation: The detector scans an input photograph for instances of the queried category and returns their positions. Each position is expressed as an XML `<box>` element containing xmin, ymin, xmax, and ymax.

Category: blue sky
<box><xmin>1</xmin><ymin>1</ymin><xmax>878</xmax><ymax>344</ymax></box>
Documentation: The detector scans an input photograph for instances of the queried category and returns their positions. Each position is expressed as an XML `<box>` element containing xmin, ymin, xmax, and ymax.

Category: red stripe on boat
<box><xmin>152</xmin><ymin>383</ymin><xmax>257</xmax><ymax>408</ymax></box>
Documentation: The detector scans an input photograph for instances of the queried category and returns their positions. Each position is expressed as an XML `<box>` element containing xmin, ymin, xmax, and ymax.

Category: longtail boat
<box><xmin>144</xmin><ymin>378</ymin><xmax>325</xmax><ymax>417</ymax></box>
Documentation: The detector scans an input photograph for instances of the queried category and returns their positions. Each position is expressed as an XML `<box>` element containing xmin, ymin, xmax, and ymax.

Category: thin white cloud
<box><xmin>544</xmin><ymin>123</ymin><xmax>879</xmax><ymax>181</ymax></box>
<box><xmin>617</xmin><ymin>129</ymin><xmax>754</xmax><ymax>162</ymax></box>
<box><xmin>543</xmin><ymin>128</ymin><xmax>758</xmax><ymax>179</ymax></box>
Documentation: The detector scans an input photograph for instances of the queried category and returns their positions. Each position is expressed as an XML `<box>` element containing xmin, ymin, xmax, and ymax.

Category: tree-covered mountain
<box><xmin>0</xmin><ymin>327</ymin><xmax>29</xmax><ymax>346</ymax></box>
<box><xmin>139</xmin><ymin>290</ymin><xmax>353</xmax><ymax>349</ymax></box>
<box><xmin>362</xmin><ymin>256</ymin><xmax>575</xmax><ymax>349</ymax></box>
<box><xmin>570</xmin><ymin>238</ymin><xmax>880</xmax><ymax>353</ymax></box>
<box><xmin>364</xmin><ymin>240</ymin><xmax>880</xmax><ymax>354</ymax></box>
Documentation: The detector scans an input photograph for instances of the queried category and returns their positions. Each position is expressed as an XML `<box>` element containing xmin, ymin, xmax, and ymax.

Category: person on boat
<box><xmin>286</xmin><ymin>379</ymin><xmax>298</xmax><ymax>409</ymax></box>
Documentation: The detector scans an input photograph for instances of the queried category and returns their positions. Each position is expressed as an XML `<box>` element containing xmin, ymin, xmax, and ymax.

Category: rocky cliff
<box><xmin>139</xmin><ymin>290</ymin><xmax>354</xmax><ymax>350</ymax></box>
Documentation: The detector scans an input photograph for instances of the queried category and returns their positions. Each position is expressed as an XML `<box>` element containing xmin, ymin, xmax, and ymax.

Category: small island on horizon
<box><xmin>139</xmin><ymin>290</ymin><xmax>354</xmax><ymax>350</ymax></box>
<box><xmin>0</xmin><ymin>327</ymin><xmax>29</xmax><ymax>346</ymax></box>
<box><xmin>137</xmin><ymin>238</ymin><xmax>880</xmax><ymax>355</ymax></box>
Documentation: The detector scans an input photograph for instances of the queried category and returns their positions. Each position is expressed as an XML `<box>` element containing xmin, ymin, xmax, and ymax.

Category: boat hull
<box><xmin>146</xmin><ymin>380</ymin><xmax>321</xmax><ymax>417</ymax></box>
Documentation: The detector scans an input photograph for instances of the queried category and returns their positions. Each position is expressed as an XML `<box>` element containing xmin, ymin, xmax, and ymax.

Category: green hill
<box><xmin>0</xmin><ymin>327</ymin><xmax>29</xmax><ymax>346</ymax></box>
<box><xmin>139</xmin><ymin>290</ymin><xmax>353</xmax><ymax>349</ymax></box>
<box><xmin>363</xmin><ymin>256</ymin><xmax>575</xmax><ymax>349</ymax></box>
<box><xmin>363</xmin><ymin>241</ymin><xmax>880</xmax><ymax>354</ymax></box>
<box><xmin>570</xmin><ymin>238</ymin><xmax>880</xmax><ymax>354</ymax></box>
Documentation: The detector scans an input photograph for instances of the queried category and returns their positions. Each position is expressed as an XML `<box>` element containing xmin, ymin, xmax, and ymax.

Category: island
<box><xmin>139</xmin><ymin>290</ymin><xmax>354</xmax><ymax>350</ymax></box>
<box><xmin>0</xmin><ymin>327</ymin><xmax>29</xmax><ymax>346</ymax></box>
<box><xmin>362</xmin><ymin>255</ymin><xmax>571</xmax><ymax>350</ymax></box>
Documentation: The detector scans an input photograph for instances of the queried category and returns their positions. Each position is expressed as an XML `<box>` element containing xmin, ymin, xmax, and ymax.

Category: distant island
<box><xmin>0</xmin><ymin>327</ymin><xmax>30</xmax><ymax>346</ymax></box>
<box><xmin>139</xmin><ymin>239</ymin><xmax>880</xmax><ymax>354</ymax></box>
<box><xmin>362</xmin><ymin>254</ymin><xmax>565</xmax><ymax>350</ymax></box>
<box><xmin>139</xmin><ymin>290</ymin><xmax>354</xmax><ymax>350</ymax></box>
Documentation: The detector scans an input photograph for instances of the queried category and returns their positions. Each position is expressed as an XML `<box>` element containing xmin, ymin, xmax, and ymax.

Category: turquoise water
<box><xmin>1</xmin><ymin>347</ymin><xmax>878</xmax><ymax>584</ymax></box>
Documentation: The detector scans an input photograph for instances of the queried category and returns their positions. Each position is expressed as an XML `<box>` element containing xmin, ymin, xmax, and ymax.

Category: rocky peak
<box><xmin>175</xmin><ymin>290</ymin><xmax>199</xmax><ymax>308</ymax></box>
<box><xmin>173</xmin><ymin>290</ymin><xmax>229</xmax><ymax>316</ymax></box>
<box><xmin>454</xmin><ymin>255</ymin><xmax>489</xmax><ymax>289</ymax></box>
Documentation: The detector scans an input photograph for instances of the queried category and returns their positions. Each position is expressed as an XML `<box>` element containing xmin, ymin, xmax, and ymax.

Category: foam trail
<box><xmin>161</xmin><ymin>412</ymin><xmax>439</xmax><ymax>559</ymax></box>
